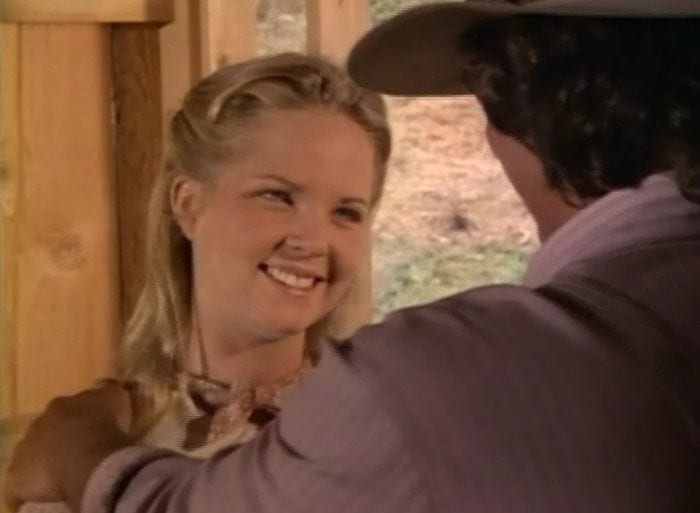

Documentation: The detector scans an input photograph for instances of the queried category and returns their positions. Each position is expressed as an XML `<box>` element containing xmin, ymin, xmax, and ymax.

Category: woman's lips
<box><xmin>258</xmin><ymin>263</ymin><xmax>326</xmax><ymax>295</ymax></box>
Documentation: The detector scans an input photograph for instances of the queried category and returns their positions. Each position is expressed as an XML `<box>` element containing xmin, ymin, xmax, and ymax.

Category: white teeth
<box><xmin>266</xmin><ymin>266</ymin><xmax>315</xmax><ymax>290</ymax></box>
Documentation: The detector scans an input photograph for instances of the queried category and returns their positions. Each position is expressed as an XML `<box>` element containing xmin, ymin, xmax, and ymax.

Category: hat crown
<box><xmin>517</xmin><ymin>0</ymin><xmax>700</xmax><ymax>17</ymax></box>
<box><xmin>348</xmin><ymin>0</ymin><xmax>700</xmax><ymax>96</ymax></box>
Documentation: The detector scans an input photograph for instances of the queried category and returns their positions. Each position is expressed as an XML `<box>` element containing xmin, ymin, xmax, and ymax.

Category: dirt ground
<box><xmin>377</xmin><ymin>95</ymin><xmax>537</xmax><ymax>249</ymax></box>
<box><xmin>371</xmin><ymin>96</ymin><xmax>538</xmax><ymax>316</ymax></box>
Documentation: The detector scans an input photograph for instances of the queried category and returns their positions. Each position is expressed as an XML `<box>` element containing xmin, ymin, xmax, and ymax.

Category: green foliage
<box><xmin>369</xmin><ymin>0</ymin><xmax>417</xmax><ymax>22</ymax></box>
<box><xmin>369</xmin><ymin>0</ymin><xmax>457</xmax><ymax>23</ymax></box>
<box><xmin>373</xmin><ymin>237</ymin><xmax>530</xmax><ymax>319</ymax></box>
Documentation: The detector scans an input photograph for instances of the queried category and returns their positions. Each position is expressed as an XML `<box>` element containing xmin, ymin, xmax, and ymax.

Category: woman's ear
<box><xmin>170</xmin><ymin>175</ymin><xmax>205</xmax><ymax>240</ymax></box>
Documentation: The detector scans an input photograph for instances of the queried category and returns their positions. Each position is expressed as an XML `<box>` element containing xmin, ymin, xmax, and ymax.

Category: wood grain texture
<box><xmin>111</xmin><ymin>24</ymin><xmax>164</xmax><ymax>325</ymax></box>
<box><xmin>306</xmin><ymin>0</ymin><xmax>370</xmax><ymax>63</ymax></box>
<box><xmin>199</xmin><ymin>0</ymin><xmax>257</xmax><ymax>74</ymax></box>
<box><xmin>160</xmin><ymin>0</ymin><xmax>201</xmax><ymax>125</ymax></box>
<box><xmin>1</xmin><ymin>22</ymin><xmax>21</xmax><ymax>421</ymax></box>
<box><xmin>1</xmin><ymin>25</ymin><xmax>121</xmax><ymax>510</ymax></box>
<box><xmin>10</xmin><ymin>24</ymin><xmax>120</xmax><ymax>416</ymax></box>
<box><xmin>1</xmin><ymin>0</ymin><xmax>173</xmax><ymax>23</ymax></box>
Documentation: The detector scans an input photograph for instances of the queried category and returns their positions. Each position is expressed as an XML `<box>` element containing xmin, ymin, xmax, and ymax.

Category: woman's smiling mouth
<box><xmin>259</xmin><ymin>263</ymin><xmax>325</xmax><ymax>295</ymax></box>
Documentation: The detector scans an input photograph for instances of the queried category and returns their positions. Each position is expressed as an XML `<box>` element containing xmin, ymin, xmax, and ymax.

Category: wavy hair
<box><xmin>460</xmin><ymin>16</ymin><xmax>700</xmax><ymax>204</ymax></box>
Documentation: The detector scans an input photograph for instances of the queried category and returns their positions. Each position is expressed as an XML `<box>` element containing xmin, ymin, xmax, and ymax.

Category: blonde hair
<box><xmin>118</xmin><ymin>53</ymin><xmax>391</xmax><ymax>434</ymax></box>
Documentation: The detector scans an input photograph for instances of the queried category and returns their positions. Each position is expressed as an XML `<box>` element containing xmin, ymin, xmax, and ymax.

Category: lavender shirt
<box><xmin>80</xmin><ymin>173</ymin><xmax>700</xmax><ymax>513</ymax></box>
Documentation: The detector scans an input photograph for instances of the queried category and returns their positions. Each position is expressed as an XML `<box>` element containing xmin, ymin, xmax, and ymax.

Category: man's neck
<box><xmin>535</xmin><ymin>192</ymin><xmax>593</xmax><ymax>243</ymax></box>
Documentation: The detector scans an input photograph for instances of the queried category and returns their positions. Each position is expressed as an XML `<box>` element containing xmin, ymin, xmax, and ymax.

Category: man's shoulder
<box><xmin>346</xmin><ymin>282</ymin><xmax>595</xmax><ymax>401</ymax></box>
<box><xmin>343</xmin><ymin>283</ymin><xmax>698</xmax><ymax>513</ymax></box>
<box><xmin>357</xmin><ymin>283</ymin><xmax>568</xmax><ymax>351</ymax></box>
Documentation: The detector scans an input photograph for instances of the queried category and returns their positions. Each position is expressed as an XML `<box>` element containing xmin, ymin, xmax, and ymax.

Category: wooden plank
<box><xmin>0</xmin><ymin>23</ymin><xmax>21</xmax><ymax>420</ymax></box>
<box><xmin>160</xmin><ymin>0</ymin><xmax>201</xmax><ymax>124</ymax></box>
<box><xmin>160</xmin><ymin>0</ymin><xmax>258</xmax><ymax>120</ymax></box>
<box><xmin>199</xmin><ymin>0</ymin><xmax>257</xmax><ymax>74</ymax></box>
<box><xmin>1</xmin><ymin>0</ymin><xmax>173</xmax><ymax>23</ymax></box>
<box><xmin>111</xmin><ymin>24</ymin><xmax>164</xmax><ymax>325</ymax></box>
<box><xmin>306</xmin><ymin>0</ymin><xmax>370</xmax><ymax>63</ymax></box>
<box><xmin>12</xmin><ymin>24</ymin><xmax>120</xmax><ymax>416</ymax></box>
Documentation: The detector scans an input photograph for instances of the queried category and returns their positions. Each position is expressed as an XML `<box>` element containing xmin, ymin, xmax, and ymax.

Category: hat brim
<box><xmin>347</xmin><ymin>0</ymin><xmax>700</xmax><ymax>96</ymax></box>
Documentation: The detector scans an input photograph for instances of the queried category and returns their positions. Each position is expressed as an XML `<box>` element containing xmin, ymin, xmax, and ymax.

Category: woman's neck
<box><xmin>185</xmin><ymin>320</ymin><xmax>307</xmax><ymax>388</ymax></box>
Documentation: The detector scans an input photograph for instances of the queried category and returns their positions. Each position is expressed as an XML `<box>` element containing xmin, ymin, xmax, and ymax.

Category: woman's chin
<box><xmin>261</xmin><ymin>318</ymin><xmax>314</xmax><ymax>340</ymax></box>
<box><xmin>268</xmin><ymin>305</ymin><xmax>325</xmax><ymax>331</ymax></box>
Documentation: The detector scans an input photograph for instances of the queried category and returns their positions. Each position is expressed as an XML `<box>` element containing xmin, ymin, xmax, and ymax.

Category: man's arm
<box><xmin>80</xmin><ymin>345</ymin><xmax>431</xmax><ymax>513</ymax></box>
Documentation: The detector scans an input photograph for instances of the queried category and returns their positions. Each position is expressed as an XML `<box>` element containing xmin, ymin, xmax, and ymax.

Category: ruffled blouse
<box><xmin>141</xmin><ymin>358</ymin><xmax>313</xmax><ymax>458</ymax></box>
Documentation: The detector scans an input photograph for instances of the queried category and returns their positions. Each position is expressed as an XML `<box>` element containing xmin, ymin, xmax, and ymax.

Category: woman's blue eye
<box><xmin>335</xmin><ymin>207</ymin><xmax>363</xmax><ymax>223</ymax></box>
<box><xmin>260</xmin><ymin>190</ymin><xmax>293</xmax><ymax>205</ymax></box>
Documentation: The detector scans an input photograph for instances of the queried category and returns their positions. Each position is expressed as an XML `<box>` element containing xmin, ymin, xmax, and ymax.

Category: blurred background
<box><xmin>256</xmin><ymin>0</ymin><xmax>536</xmax><ymax>319</ymax></box>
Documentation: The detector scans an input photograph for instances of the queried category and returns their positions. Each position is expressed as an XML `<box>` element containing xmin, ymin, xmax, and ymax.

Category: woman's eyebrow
<box><xmin>254</xmin><ymin>174</ymin><xmax>302</xmax><ymax>190</ymax></box>
<box><xmin>340</xmin><ymin>197</ymin><xmax>368</xmax><ymax>206</ymax></box>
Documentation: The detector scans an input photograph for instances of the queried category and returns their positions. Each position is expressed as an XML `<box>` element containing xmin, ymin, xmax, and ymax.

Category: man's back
<box><xmin>349</xmin><ymin>240</ymin><xmax>699</xmax><ymax>512</ymax></box>
<box><xmin>80</xmin><ymin>176</ymin><xmax>700</xmax><ymax>513</ymax></box>
<box><xmin>343</xmin><ymin>174</ymin><xmax>700</xmax><ymax>512</ymax></box>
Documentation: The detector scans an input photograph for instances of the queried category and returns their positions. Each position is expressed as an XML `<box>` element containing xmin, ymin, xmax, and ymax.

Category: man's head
<box><xmin>348</xmin><ymin>0</ymin><xmax>700</xmax><ymax>239</ymax></box>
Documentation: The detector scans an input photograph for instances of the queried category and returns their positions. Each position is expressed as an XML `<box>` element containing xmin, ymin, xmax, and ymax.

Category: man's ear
<box><xmin>170</xmin><ymin>175</ymin><xmax>206</xmax><ymax>240</ymax></box>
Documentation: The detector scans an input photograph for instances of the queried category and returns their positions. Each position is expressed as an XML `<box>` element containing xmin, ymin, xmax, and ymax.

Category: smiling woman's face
<box><xmin>172</xmin><ymin>107</ymin><xmax>377</xmax><ymax>343</ymax></box>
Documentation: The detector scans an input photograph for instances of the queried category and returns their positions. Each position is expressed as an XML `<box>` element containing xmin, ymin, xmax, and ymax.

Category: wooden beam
<box><xmin>161</xmin><ymin>0</ymin><xmax>258</xmax><ymax>127</ymax></box>
<box><xmin>111</xmin><ymin>24</ymin><xmax>164</xmax><ymax>325</ymax></box>
<box><xmin>0</xmin><ymin>22</ymin><xmax>21</xmax><ymax>420</ymax></box>
<box><xmin>306</xmin><ymin>0</ymin><xmax>369</xmax><ymax>63</ymax></box>
<box><xmin>160</xmin><ymin>0</ymin><xmax>201</xmax><ymax>125</ymax></box>
<box><xmin>1</xmin><ymin>0</ymin><xmax>173</xmax><ymax>23</ymax></box>
<box><xmin>199</xmin><ymin>0</ymin><xmax>257</xmax><ymax>75</ymax></box>
<box><xmin>7</xmin><ymin>24</ymin><xmax>120</xmax><ymax>416</ymax></box>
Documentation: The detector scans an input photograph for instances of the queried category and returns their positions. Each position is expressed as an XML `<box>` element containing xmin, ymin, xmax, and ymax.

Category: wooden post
<box><xmin>159</xmin><ymin>0</ymin><xmax>202</xmax><ymax>123</ymax></box>
<box><xmin>111</xmin><ymin>24</ymin><xmax>164</xmax><ymax>324</ymax></box>
<box><xmin>199</xmin><ymin>0</ymin><xmax>258</xmax><ymax>75</ymax></box>
<box><xmin>1</xmin><ymin>29</ymin><xmax>122</xmax><ymax>494</ymax></box>
<box><xmin>306</xmin><ymin>0</ymin><xmax>370</xmax><ymax>63</ymax></box>
<box><xmin>160</xmin><ymin>0</ymin><xmax>258</xmax><ymax>132</ymax></box>
<box><xmin>4</xmin><ymin>23</ymin><xmax>120</xmax><ymax>415</ymax></box>
<box><xmin>1</xmin><ymin>22</ymin><xmax>21</xmax><ymax>421</ymax></box>
<box><xmin>0</xmin><ymin>0</ymin><xmax>173</xmax><ymax>23</ymax></box>
<box><xmin>0</xmin><ymin>3</ymin><xmax>174</xmax><ymax>494</ymax></box>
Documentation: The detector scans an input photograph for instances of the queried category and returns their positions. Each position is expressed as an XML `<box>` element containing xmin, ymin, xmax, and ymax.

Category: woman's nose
<box><xmin>280</xmin><ymin>234</ymin><xmax>327</xmax><ymax>259</ymax></box>
<box><xmin>284</xmin><ymin>234</ymin><xmax>327</xmax><ymax>255</ymax></box>
<box><xmin>279</xmin><ymin>210</ymin><xmax>330</xmax><ymax>258</ymax></box>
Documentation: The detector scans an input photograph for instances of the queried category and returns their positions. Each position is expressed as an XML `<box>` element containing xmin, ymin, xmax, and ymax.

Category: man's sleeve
<box><xmin>81</xmin><ymin>345</ymin><xmax>431</xmax><ymax>513</ymax></box>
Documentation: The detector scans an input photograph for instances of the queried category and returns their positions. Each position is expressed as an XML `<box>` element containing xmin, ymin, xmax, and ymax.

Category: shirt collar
<box><xmin>523</xmin><ymin>173</ymin><xmax>700</xmax><ymax>288</ymax></box>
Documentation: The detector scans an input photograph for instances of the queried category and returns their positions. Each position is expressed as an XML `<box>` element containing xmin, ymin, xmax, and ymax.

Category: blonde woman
<box><xmin>17</xmin><ymin>52</ymin><xmax>390</xmax><ymax>512</ymax></box>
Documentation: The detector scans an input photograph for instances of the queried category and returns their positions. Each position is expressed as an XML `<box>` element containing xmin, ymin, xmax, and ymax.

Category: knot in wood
<box><xmin>48</xmin><ymin>233</ymin><xmax>83</xmax><ymax>270</ymax></box>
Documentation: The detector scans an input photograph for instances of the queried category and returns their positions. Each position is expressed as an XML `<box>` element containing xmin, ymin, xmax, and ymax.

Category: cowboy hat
<box><xmin>347</xmin><ymin>0</ymin><xmax>700</xmax><ymax>95</ymax></box>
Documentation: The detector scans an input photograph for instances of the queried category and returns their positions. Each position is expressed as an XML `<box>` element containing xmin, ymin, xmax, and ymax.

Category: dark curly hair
<box><xmin>460</xmin><ymin>16</ymin><xmax>700</xmax><ymax>204</ymax></box>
